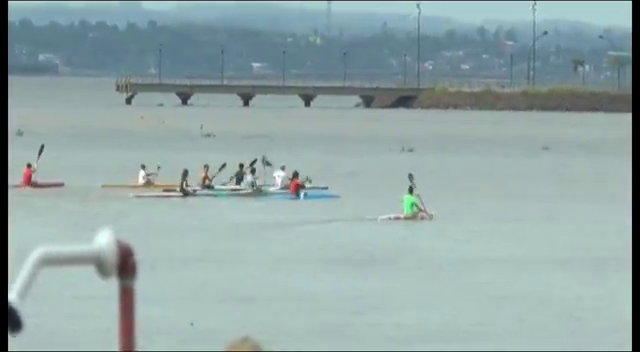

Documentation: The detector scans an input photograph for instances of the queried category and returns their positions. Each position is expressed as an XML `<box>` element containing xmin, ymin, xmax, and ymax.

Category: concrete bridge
<box><xmin>114</xmin><ymin>77</ymin><xmax>425</xmax><ymax>108</ymax></box>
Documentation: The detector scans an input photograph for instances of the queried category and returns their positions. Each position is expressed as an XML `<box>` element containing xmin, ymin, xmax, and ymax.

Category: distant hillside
<box><xmin>7</xmin><ymin>1</ymin><xmax>630</xmax><ymax>44</ymax></box>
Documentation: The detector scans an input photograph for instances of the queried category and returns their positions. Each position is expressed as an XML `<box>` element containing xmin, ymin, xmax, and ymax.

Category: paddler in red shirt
<box><xmin>22</xmin><ymin>163</ymin><xmax>37</xmax><ymax>186</ymax></box>
<box><xmin>289</xmin><ymin>170</ymin><xmax>306</xmax><ymax>199</ymax></box>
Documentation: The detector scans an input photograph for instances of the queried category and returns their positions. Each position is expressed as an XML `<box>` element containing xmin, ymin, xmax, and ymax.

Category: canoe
<box><xmin>10</xmin><ymin>181</ymin><xmax>65</xmax><ymax>189</ymax></box>
<box><xmin>376</xmin><ymin>212</ymin><xmax>433</xmax><ymax>221</ymax></box>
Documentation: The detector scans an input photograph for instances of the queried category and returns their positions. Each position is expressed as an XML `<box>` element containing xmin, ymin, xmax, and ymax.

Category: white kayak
<box><xmin>376</xmin><ymin>212</ymin><xmax>433</xmax><ymax>221</ymax></box>
<box><xmin>131</xmin><ymin>189</ymin><xmax>290</xmax><ymax>198</ymax></box>
<box><xmin>205</xmin><ymin>184</ymin><xmax>329</xmax><ymax>191</ymax></box>
<box><xmin>131</xmin><ymin>191</ymin><xmax>219</xmax><ymax>198</ymax></box>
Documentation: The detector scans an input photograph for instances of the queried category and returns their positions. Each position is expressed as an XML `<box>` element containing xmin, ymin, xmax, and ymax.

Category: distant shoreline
<box><xmin>372</xmin><ymin>87</ymin><xmax>632</xmax><ymax>113</ymax></box>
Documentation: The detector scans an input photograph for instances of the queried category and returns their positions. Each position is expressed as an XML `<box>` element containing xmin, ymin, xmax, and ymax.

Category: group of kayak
<box><xmin>21</xmin><ymin>161</ymin><xmax>431</xmax><ymax>220</ymax></box>
<box><xmin>18</xmin><ymin>144</ymin><xmax>432</xmax><ymax>221</ymax></box>
<box><xmin>137</xmin><ymin>161</ymin><xmax>311</xmax><ymax>198</ymax></box>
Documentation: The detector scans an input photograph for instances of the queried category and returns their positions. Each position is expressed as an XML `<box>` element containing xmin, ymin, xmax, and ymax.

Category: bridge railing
<box><xmin>8</xmin><ymin>228</ymin><xmax>137</xmax><ymax>352</ymax></box>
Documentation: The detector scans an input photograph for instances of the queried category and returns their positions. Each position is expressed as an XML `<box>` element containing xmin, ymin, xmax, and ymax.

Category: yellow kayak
<box><xmin>101</xmin><ymin>183</ymin><xmax>179</xmax><ymax>189</ymax></box>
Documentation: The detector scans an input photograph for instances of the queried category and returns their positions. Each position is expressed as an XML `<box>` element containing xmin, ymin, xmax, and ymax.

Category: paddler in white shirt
<box><xmin>273</xmin><ymin>164</ymin><xmax>288</xmax><ymax>189</ymax></box>
<box><xmin>243</xmin><ymin>167</ymin><xmax>259</xmax><ymax>190</ymax></box>
<box><xmin>137</xmin><ymin>164</ymin><xmax>157</xmax><ymax>186</ymax></box>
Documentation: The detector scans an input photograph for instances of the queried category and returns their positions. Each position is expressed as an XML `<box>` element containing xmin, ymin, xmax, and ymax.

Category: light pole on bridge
<box><xmin>416</xmin><ymin>2</ymin><xmax>422</xmax><ymax>88</ymax></box>
<box><xmin>342</xmin><ymin>51</ymin><xmax>347</xmax><ymax>86</ymax></box>
<box><xmin>220</xmin><ymin>45</ymin><xmax>225</xmax><ymax>84</ymax></box>
<box><xmin>282</xmin><ymin>50</ymin><xmax>286</xmax><ymax>86</ymax></box>
<box><xmin>157</xmin><ymin>43</ymin><xmax>163</xmax><ymax>83</ymax></box>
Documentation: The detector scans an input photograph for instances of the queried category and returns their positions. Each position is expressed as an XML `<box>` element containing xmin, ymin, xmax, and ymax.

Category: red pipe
<box><xmin>117</xmin><ymin>240</ymin><xmax>137</xmax><ymax>352</ymax></box>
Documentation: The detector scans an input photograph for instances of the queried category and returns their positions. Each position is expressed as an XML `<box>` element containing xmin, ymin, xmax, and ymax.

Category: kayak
<box><xmin>376</xmin><ymin>212</ymin><xmax>432</xmax><ymax>221</ymax></box>
<box><xmin>269</xmin><ymin>191</ymin><xmax>340</xmax><ymax>200</ymax></box>
<box><xmin>10</xmin><ymin>181</ymin><xmax>65</xmax><ymax>189</ymax></box>
<box><xmin>131</xmin><ymin>189</ymin><xmax>337</xmax><ymax>199</ymax></box>
<box><xmin>101</xmin><ymin>183</ymin><xmax>180</xmax><ymax>189</ymax></box>
<box><xmin>263</xmin><ymin>184</ymin><xmax>329</xmax><ymax>191</ymax></box>
<box><xmin>131</xmin><ymin>191</ymin><xmax>219</xmax><ymax>198</ymax></box>
<box><xmin>131</xmin><ymin>189</ymin><xmax>280</xmax><ymax>199</ymax></box>
<box><xmin>194</xmin><ymin>184</ymin><xmax>329</xmax><ymax>191</ymax></box>
<box><xmin>104</xmin><ymin>183</ymin><xmax>329</xmax><ymax>191</ymax></box>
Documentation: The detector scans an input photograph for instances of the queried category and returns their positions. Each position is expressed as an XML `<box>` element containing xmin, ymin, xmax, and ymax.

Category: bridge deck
<box><xmin>114</xmin><ymin>78</ymin><xmax>425</xmax><ymax>107</ymax></box>
<box><xmin>115</xmin><ymin>78</ymin><xmax>423</xmax><ymax>96</ymax></box>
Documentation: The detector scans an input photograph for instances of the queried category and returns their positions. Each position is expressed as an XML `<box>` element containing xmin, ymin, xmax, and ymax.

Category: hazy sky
<box><xmin>10</xmin><ymin>1</ymin><xmax>633</xmax><ymax>27</ymax></box>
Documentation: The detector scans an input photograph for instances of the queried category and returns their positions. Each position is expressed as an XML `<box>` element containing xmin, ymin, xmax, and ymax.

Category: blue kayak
<box><xmin>270</xmin><ymin>191</ymin><xmax>340</xmax><ymax>200</ymax></box>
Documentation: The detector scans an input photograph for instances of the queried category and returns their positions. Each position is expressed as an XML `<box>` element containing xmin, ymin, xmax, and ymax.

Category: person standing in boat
<box><xmin>137</xmin><ymin>164</ymin><xmax>157</xmax><ymax>186</ymax></box>
<box><xmin>200</xmin><ymin>164</ymin><xmax>214</xmax><ymax>189</ymax></box>
<box><xmin>21</xmin><ymin>162</ymin><xmax>37</xmax><ymax>186</ymax></box>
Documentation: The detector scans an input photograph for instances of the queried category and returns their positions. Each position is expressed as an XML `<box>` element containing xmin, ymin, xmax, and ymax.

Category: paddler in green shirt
<box><xmin>403</xmin><ymin>185</ymin><xmax>427</xmax><ymax>219</ymax></box>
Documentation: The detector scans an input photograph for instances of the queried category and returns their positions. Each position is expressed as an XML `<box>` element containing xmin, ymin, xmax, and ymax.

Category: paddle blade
<box><xmin>218</xmin><ymin>162</ymin><xmax>227</xmax><ymax>173</ymax></box>
<box><xmin>36</xmin><ymin>144</ymin><xmax>45</xmax><ymax>161</ymax></box>
<box><xmin>408</xmin><ymin>172</ymin><xmax>415</xmax><ymax>185</ymax></box>
<box><xmin>157</xmin><ymin>163</ymin><xmax>161</xmax><ymax>172</ymax></box>
<box><xmin>248</xmin><ymin>158</ymin><xmax>258</xmax><ymax>168</ymax></box>
<box><xmin>262</xmin><ymin>155</ymin><xmax>273</xmax><ymax>168</ymax></box>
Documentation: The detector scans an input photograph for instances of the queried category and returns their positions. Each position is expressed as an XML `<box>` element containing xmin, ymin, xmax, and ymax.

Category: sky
<box><xmin>9</xmin><ymin>1</ymin><xmax>633</xmax><ymax>28</ymax></box>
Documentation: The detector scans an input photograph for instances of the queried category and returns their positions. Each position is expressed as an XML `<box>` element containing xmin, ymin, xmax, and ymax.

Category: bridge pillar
<box><xmin>125</xmin><ymin>93</ymin><xmax>137</xmax><ymax>106</ymax></box>
<box><xmin>238</xmin><ymin>93</ymin><xmax>255</xmax><ymax>107</ymax></box>
<box><xmin>298</xmin><ymin>94</ymin><xmax>317</xmax><ymax>108</ymax></box>
<box><xmin>359</xmin><ymin>95</ymin><xmax>375</xmax><ymax>108</ymax></box>
<box><xmin>176</xmin><ymin>92</ymin><xmax>193</xmax><ymax>106</ymax></box>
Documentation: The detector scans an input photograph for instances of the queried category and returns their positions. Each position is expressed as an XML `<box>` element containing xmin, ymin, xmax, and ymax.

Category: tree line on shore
<box><xmin>8</xmin><ymin>18</ymin><xmax>629</xmax><ymax>85</ymax></box>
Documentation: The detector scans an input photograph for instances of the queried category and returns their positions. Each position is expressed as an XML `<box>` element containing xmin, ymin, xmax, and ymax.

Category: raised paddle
<box><xmin>212</xmin><ymin>162</ymin><xmax>227</xmax><ymax>179</ymax></box>
<box><xmin>35</xmin><ymin>143</ymin><xmax>45</xmax><ymax>166</ymax></box>
<box><xmin>261</xmin><ymin>155</ymin><xmax>273</xmax><ymax>184</ymax></box>
<box><xmin>408</xmin><ymin>172</ymin><xmax>432</xmax><ymax>219</ymax></box>
<box><xmin>261</xmin><ymin>155</ymin><xmax>273</xmax><ymax>168</ymax></box>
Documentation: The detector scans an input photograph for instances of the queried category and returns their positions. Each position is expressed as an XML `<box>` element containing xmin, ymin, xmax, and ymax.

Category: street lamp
<box><xmin>220</xmin><ymin>45</ymin><xmax>225</xmax><ymax>84</ymax></box>
<box><xmin>526</xmin><ymin>30</ymin><xmax>548</xmax><ymax>86</ymax></box>
<box><xmin>598</xmin><ymin>34</ymin><xmax>617</xmax><ymax>50</ymax></box>
<box><xmin>599</xmin><ymin>34</ymin><xmax>622</xmax><ymax>90</ymax></box>
<box><xmin>281</xmin><ymin>49</ymin><xmax>286</xmax><ymax>86</ymax></box>
<box><xmin>403</xmin><ymin>53</ymin><xmax>408</xmax><ymax>86</ymax></box>
<box><xmin>157</xmin><ymin>43</ymin><xmax>163</xmax><ymax>83</ymax></box>
<box><xmin>531</xmin><ymin>1</ymin><xmax>538</xmax><ymax>87</ymax></box>
<box><xmin>416</xmin><ymin>2</ymin><xmax>422</xmax><ymax>88</ymax></box>
<box><xmin>342</xmin><ymin>51</ymin><xmax>347</xmax><ymax>86</ymax></box>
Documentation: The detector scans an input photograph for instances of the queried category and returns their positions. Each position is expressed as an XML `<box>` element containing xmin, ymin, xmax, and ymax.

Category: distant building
<box><xmin>250</xmin><ymin>63</ymin><xmax>273</xmax><ymax>75</ymax></box>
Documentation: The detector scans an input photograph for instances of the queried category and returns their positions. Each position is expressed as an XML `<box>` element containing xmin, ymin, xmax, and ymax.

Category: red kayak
<box><xmin>10</xmin><ymin>181</ymin><xmax>65</xmax><ymax>189</ymax></box>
